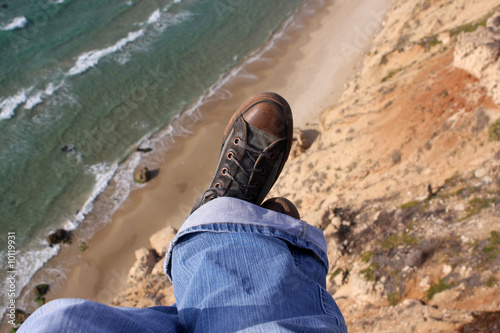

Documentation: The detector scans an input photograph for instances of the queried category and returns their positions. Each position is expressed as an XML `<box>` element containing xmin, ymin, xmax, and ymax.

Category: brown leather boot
<box><xmin>261</xmin><ymin>197</ymin><xmax>300</xmax><ymax>220</ymax></box>
<box><xmin>191</xmin><ymin>92</ymin><xmax>293</xmax><ymax>213</ymax></box>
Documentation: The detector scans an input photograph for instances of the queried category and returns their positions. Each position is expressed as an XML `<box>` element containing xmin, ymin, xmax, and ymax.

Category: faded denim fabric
<box><xmin>19</xmin><ymin>198</ymin><xmax>347</xmax><ymax>333</ymax></box>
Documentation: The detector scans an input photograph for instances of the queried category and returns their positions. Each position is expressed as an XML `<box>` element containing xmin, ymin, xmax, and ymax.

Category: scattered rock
<box><xmin>35</xmin><ymin>284</ymin><xmax>49</xmax><ymax>296</ymax></box>
<box><xmin>390</xmin><ymin>150</ymin><xmax>401</xmax><ymax>164</ymax></box>
<box><xmin>151</xmin><ymin>258</ymin><xmax>166</xmax><ymax>276</ymax></box>
<box><xmin>290</xmin><ymin>129</ymin><xmax>318</xmax><ymax>158</ymax></box>
<box><xmin>15</xmin><ymin>309</ymin><xmax>29</xmax><ymax>325</ymax></box>
<box><xmin>149</xmin><ymin>226</ymin><xmax>177</xmax><ymax>257</ymax></box>
<box><xmin>474</xmin><ymin>168</ymin><xmax>488</xmax><ymax>179</ymax></box>
<box><xmin>403</xmin><ymin>249</ymin><xmax>425</xmax><ymax>267</ymax></box>
<box><xmin>438</xmin><ymin>32</ymin><xmax>451</xmax><ymax>45</ymax></box>
<box><xmin>127</xmin><ymin>248</ymin><xmax>156</xmax><ymax>285</ymax></box>
<box><xmin>133</xmin><ymin>166</ymin><xmax>151</xmax><ymax>184</ymax></box>
<box><xmin>60</xmin><ymin>145</ymin><xmax>74</xmax><ymax>153</ymax></box>
<box><xmin>487</xmin><ymin>11</ymin><xmax>500</xmax><ymax>38</ymax></box>
<box><xmin>46</xmin><ymin>229</ymin><xmax>71</xmax><ymax>247</ymax></box>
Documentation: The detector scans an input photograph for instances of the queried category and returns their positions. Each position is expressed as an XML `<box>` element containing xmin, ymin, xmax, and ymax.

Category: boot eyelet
<box><xmin>269</xmin><ymin>153</ymin><xmax>276</xmax><ymax>160</ymax></box>
<box><xmin>233</xmin><ymin>137</ymin><xmax>241</xmax><ymax>145</ymax></box>
<box><xmin>227</xmin><ymin>152</ymin><xmax>234</xmax><ymax>160</ymax></box>
<box><xmin>259</xmin><ymin>167</ymin><xmax>266</xmax><ymax>175</ymax></box>
<box><xmin>254</xmin><ymin>182</ymin><xmax>260</xmax><ymax>190</ymax></box>
<box><xmin>215</xmin><ymin>182</ymin><xmax>222</xmax><ymax>189</ymax></box>
<box><xmin>221</xmin><ymin>168</ymin><xmax>228</xmax><ymax>175</ymax></box>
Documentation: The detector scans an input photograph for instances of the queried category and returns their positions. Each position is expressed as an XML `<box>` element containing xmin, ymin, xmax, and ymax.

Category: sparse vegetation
<box><xmin>332</xmin><ymin>268</ymin><xmax>344</xmax><ymax>278</ymax></box>
<box><xmin>489</xmin><ymin>118</ymin><xmax>500</xmax><ymax>141</ymax></box>
<box><xmin>448</xmin><ymin>16</ymin><xmax>488</xmax><ymax>37</ymax></box>
<box><xmin>361</xmin><ymin>264</ymin><xmax>378</xmax><ymax>282</ymax></box>
<box><xmin>382</xmin><ymin>68</ymin><xmax>403</xmax><ymax>83</ymax></box>
<box><xmin>400</xmin><ymin>200</ymin><xmax>420</xmax><ymax>209</ymax></box>
<box><xmin>382</xmin><ymin>231</ymin><xmax>417</xmax><ymax>250</ymax></box>
<box><xmin>388</xmin><ymin>292</ymin><xmax>401</xmax><ymax>306</ymax></box>
<box><xmin>419</xmin><ymin>34</ymin><xmax>441</xmax><ymax>51</ymax></box>
<box><xmin>465</xmin><ymin>197</ymin><xmax>496</xmax><ymax>218</ymax></box>
<box><xmin>486</xmin><ymin>276</ymin><xmax>498</xmax><ymax>288</ymax></box>
<box><xmin>79</xmin><ymin>241</ymin><xmax>88</xmax><ymax>252</ymax></box>
<box><xmin>426</xmin><ymin>279</ymin><xmax>454</xmax><ymax>301</ymax></box>
<box><xmin>361</xmin><ymin>251</ymin><xmax>373</xmax><ymax>263</ymax></box>
<box><xmin>482</xmin><ymin>231</ymin><xmax>500</xmax><ymax>262</ymax></box>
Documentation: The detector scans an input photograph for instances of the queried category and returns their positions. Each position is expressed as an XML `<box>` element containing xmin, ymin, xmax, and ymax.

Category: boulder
<box><xmin>46</xmin><ymin>229</ymin><xmax>71</xmax><ymax>247</ymax></box>
<box><xmin>35</xmin><ymin>284</ymin><xmax>49</xmax><ymax>296</ymax></box>
<box><xmin>290</xmin><ymin>129</ymin><xmax>317</xmax><ymax>158</ymax></box>
<box><xmin>453</xmin><ymin>25</ymin><xmax>500</xmax><ymax>104</ymax></box>
<box><xmin>127</xmin><ymin>248</ymin><xmax>156</xmax><ymax>285</ymax></box>
<box><xmin>149</xmin><ymin>226</ymin><xmax>178</xmax><ymax>257</ymax></box>
<box><xmin>133</xmin><ymin>166</ymin><xmax>151</xmax><ymax>184</ymax></box>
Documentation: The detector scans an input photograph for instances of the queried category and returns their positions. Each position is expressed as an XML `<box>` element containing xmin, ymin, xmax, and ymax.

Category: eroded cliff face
<box><xmin>116</xmin><ymin>0</ymin><xmax>500</xmax><ymax>331</ymax></box>
<box><xmin>268</xmin><ymin>0</ymin><xmax>500</xmax><ymax>331</ymax></box>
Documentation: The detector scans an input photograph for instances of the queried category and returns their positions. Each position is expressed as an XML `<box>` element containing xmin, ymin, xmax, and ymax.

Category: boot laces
<box><xmin>202</xmin><ymin>138</ymin><xmax>272</xmax><ymax>201</ymax></box>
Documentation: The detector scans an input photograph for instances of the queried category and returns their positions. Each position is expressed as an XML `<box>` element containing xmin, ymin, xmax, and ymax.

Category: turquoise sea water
<box><xmin>0</xmin><ymin>0</ymin><xmax>303</xmax><ymax>316</ymax></box>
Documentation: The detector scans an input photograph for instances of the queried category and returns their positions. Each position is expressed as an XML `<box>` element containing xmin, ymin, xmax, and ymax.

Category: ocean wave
<box><xmin>147</xmin><ymin>9</ymin><xmax>161</xmax><ymax>25</ymax></box>
<box><xmin>0</xmin><ymin>87</ymin><xmax>32</xmax><ymax>120</ymax></box>
<box><xmin>144</xmin><ymin>8</ymin><xmax>192</xmax><ymax>32</ymax></box>
<box><xmin>68</xmin><ymin>30</ymin><xmax>145</xmax><ymax>76</ymax></box>
<box><xmin>24</xmin><ymin>81</ymin><xmax>65</xmax><ymax>110</ymax></box>
<box><xmin>70</xmin><ymin>163</ymin><xmax>119</xmax><ymax>226</ymax></box>
<box><xmin>1</xmin><ymin>16</ymin><xmax>27</xmax><ymax>31</ymax></box>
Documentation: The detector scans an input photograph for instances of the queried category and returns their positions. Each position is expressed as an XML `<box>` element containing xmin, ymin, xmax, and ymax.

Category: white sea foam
<box><xmin>70</xmin><ymin>163</ymin><xmax>119</xmax><ymax>226</ymax></box>
<box><xmin>147</xmin><ymin>9</ymin><xmax>161</xmax><ymax>25</ymax></box>
<box><xmin>24</xmin><ymin>90</ymin><xmax>44</xmax><ymax>109</ymax></box>
<box><xmin>68</xmin><ymin>30</ymin><xmax>145</xmax><ymax>76</ymax></box>
<box><xmin>0</xmin><ymin>88</ymin><xmax>31</xmax><ymax>120</ymax></box>
<box><xmin>0</xmin><ymin>243</ymin><xmax>59</xmax><ymax>318</ymax></box>
<box><xmin>24</xmin><ymin>81</ymin><xmax>65</xmax><ymax>110</ymax></box>
<box><xmin>1</xmin><ymin>16</ymin><xmax>27</xmax><ymax>31</ymax></box>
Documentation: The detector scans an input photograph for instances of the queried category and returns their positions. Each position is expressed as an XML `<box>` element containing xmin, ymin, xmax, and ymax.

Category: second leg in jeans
<box><xmin>170</xmin><ymin>231</ymin><xmax>346</xmax><ymax>333</ymax></box>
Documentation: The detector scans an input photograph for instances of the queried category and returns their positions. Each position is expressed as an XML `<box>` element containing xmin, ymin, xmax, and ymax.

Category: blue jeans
<box><xmin>19</xmin><ymin>198</ymin><xmax>347</xmax><ymax>332</ymax></box>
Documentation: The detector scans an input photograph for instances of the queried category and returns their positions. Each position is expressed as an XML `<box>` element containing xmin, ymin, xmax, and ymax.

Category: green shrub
<box><xmin>489</xmin><ymin>118</ymin><xmax>500</xmax><ymax>141</ymax></box>
<box><xmin>426</xmin><ymin>279</ymin><xmax>454</xmax><ymax>301</ymax></box>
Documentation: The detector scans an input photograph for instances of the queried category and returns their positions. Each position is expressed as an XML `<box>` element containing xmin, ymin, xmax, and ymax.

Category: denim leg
<box><xmin>171</xmin><ymin>231</ymin><xmax>346</xmax><ymax>333</ymax></box>
<box><xmin>18</xmin><ymin>298</ymin><xmax>182</xmax><ymax>333</ymax></box>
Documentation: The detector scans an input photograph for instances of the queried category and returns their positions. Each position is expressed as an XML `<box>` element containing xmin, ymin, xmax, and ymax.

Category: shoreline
<box><xmin>9</xmin><ymin>0</ymin><xmax>390</xmax><ymax>318</ymax></box>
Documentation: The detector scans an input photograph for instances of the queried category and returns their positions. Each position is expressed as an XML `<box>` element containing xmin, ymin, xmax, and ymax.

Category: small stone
<box><xmin>420</xmin><ymin>276</ymin><xmax>430</xmax><ymax>289</ymax></box>
<box><xmin>438</xmin><ymin>32</ymin><xmax>451</xmax><ymax>45</ymax></box>
<box><xmin>454</xmin><ymin>203</ymin><xmax>465</xmax><ymax>211</ymax></box>
<box><xmin>442</xmin><ymin>264</ymin><xmax>452</xmax><ymax>275</ymax></box>
<box><xmin>404</xmin><ymin>250</ymin><xmax>425</xmax><ymax>267</ymax></box>
<box><xmin>331</xmin><ymin>216</ymin><xmax>342</xmax><ymax>229</ymax></box>
<box><xmin>482</xmin><ymin>175</ymin><xmax>493</xmax><ymax>184</ymax></box>
<box><xmin>474</xmin><ymin>168</ymin><xmax>487</xmax><ymax>178</ymax></box>
<box><xmin>334</xmin><ymin>272</ymin><xmax>343</xmax><ymax>286</ymax></box>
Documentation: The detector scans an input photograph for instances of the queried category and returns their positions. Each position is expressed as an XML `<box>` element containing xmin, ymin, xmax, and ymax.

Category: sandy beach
<box><xmin>24</xmin><ymin>0</ymin><xmax>390</xmax><ymax>308</ymax></box>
